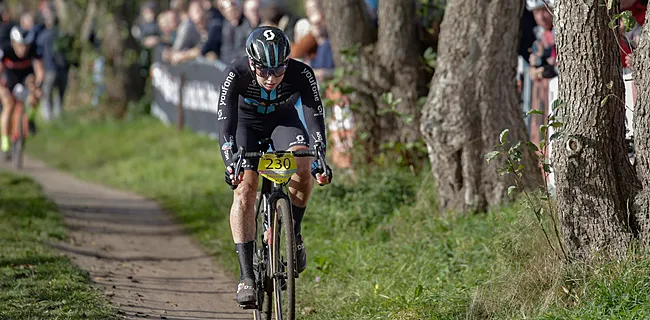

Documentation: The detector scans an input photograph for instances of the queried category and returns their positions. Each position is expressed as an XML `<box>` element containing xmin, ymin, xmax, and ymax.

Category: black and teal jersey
<box><xmin>217</xmin><ymin>56</ymin><xmax>326</xmax><ymax>166</ymax></box>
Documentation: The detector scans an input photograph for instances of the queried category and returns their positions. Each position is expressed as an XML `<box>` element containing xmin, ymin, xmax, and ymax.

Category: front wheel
<box><xmin>271</xmin><ymin>198</ymin><xmax>295</xmax><ymax>320</ymax></box>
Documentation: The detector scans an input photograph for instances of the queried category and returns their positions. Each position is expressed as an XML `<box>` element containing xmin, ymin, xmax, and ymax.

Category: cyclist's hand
<box><xmin>311</xmin><ymin>160</ymin><xmax>332</xmax><ymax>186</ymax></box>
<box><xmin>225</xmin><ymin>165</ymin><xmax>245</xmax><ymax>189</ymax></box>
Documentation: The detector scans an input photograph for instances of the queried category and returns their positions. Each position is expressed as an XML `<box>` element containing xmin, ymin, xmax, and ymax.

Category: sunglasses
<box><xmin>254</xmin><ymin>63</ymin><xmax>288</xmax><ymax>78</ymax></box>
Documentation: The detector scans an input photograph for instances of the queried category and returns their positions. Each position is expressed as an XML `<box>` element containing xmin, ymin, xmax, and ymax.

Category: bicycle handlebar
<box><xmin>230</xmin><ymin>142</ymin><xmax>328</xmax><ymax>188</ymax></box>
<box><xmin>242</xmin><ymin>149</ymin><xmax>317</xmax><ymax>159</ymax></box>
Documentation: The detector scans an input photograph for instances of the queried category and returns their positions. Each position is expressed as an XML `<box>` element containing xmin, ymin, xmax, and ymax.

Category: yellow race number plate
<box><xmin>258</xmin><ymin>153</ymin><xmax>298</xmax><ymax>184</ymax></box>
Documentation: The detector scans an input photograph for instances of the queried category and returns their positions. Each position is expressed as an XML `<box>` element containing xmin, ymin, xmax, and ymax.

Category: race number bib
<box><xmin>257</xmin><ymin>153</ymin><xmax>298</xmax><ymax>184</ymax></box>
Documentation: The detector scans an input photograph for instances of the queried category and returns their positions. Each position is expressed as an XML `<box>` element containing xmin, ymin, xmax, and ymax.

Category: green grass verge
<box><xmin>27</xmin><ymin>112</ymin><xmax>650</xmax><ymax>319</ymax></box>
<box><xmin>0</xmin><ymin>172</ymin><xmax>117</xmax><ymax>319</ymax></box>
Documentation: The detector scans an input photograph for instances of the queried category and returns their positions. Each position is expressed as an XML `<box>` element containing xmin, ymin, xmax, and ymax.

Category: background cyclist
<box><xmin>0</xmin><ymin>26</ymin><xmax>43</xmax><ymax>158</ymax></box>
<box><xmin>217</xmin><ymin>26</ymin><xmax>332</xmax><ymax>307</ymax></box>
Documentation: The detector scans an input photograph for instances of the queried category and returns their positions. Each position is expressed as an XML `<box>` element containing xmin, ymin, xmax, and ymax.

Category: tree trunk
<box><xmin>322</xmin><ymin>0</ymin><xmax>375</xmax><ymax>63</ymax></box>
<box><xmin>477</xmin><ymin>1</ymin><xmax>540</xmax><ymax>206</ymax></box>
<box><xmin>420</xmin><ymin>0</ymin><xmax>540</xmax><ymax>213</ymax></box>
<box><xmin>99</xmin><ymin>1</ymin><xmax>146</xmax><ymax>117</ymax></box>
<box><xmin>554</xmin><ymin>1</ymin><xmax>638</xmax><ymax>261</ymax></box>
<box><xmin>323</xmin><ymin>0</ymin><xmax>428</xmax><ymax>165</ymax></box>
<box><xmin>377</xmin><ymin>0</ymin><xmax>424</xmax><ymax>145</ymax></box>
<box><xmin>633</xmin><ymin>8</ymin><xmax>650</xmax><ymax>247</ymax></box>
<box><xmin>420</xmin><ymin>0</ymin><xmax>485</xmax><ymax>212</ymax></box>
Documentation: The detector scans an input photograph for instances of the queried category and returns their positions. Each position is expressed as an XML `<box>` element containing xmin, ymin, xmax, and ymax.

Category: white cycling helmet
<box><xmin>10</xmin><ymin>26</ymin><xmax>35</xmax><ymax>45</ymax></box>
<box><xmin>526</xmin><ymin>0</ymin><xmax>554</xmax><ymax>10</ymax></box>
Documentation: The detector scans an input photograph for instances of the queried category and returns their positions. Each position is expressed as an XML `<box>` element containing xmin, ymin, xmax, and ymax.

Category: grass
<box><xmin>0</xmin><ymin>172</ymin><xmax>117</xmax><ymax>319</ymax></box>
<box><xmin>27</xmin><ymin>110</ymin><xmax>650</xmax><ymax>319</ymax></box>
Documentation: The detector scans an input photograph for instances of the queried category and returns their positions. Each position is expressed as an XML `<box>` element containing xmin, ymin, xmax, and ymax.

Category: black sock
<box><xmin>236</xmin><ymin>241</ymin><xmax>255</xmax><ymax>280</ymax></box>
<box><xmin>292</xmin><ymin>204</ymin><xmax>306</xmax><ymax>237</ymax></box>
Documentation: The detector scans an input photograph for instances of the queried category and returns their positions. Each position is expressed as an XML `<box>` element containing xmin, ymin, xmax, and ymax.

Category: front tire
<box><xmin>271</xmin><ymin>198</ymin><xmax>295</xmax><ymax>320</ymax></box>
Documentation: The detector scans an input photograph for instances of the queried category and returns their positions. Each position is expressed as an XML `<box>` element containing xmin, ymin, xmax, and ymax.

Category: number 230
<box><xmin>265</xmin><ymin>158</ymin><xmax>292</xmax><ymax>170</ymax></box>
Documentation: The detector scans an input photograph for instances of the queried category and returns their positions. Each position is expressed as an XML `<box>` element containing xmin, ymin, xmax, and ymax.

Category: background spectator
<box><xmin>133</xmin><ymin>1</ymin><xmax>161</xmax><ymax>49</ymax></box>
<box><xmin>133</xmin><ymin>1</ymin><xmax>161</xmax><ymax>78</ymax></box>
<box><xmin>326</xmin><ymin>84</ymin><xmax>354</xmax><ymax>170</ymax></box>
<box><xmin>202</xmin><ymin>0</ymin><xmax>224</xmax><ymax>25</ymax></box>
<box><xmin>517</xmin><ymin>7</ymin><xmax>537</xmax><ymax>128</ymax></box>
<box><xmin>37</xmin><ymin>14</ymin><xmax>69</xmax><ymax>121</ymax></box>
<box><xmin>308</xmin><ymin>20</ymin><xmax>334</xmax><ymax>82</ymax></box>
<box><xmin>216</xmin><ymin>0</ymin><xmax>251</xmax><ymax>64</ymax></box>
<box><xmin>170</xmin><ymin>0</ymin><xmax>189</xmax><ymax>22</ymax></box>
<box><xmin>170</xmin><ymin>0</ymin><xmax>200</xmax><ymax>51</ymax></box>
<box><xmin>620</xmin><ymin>0</ymin><xmax>647</xmax><ymax>70</ymax></box>
<box><xmin>243</xmin><ymin>0</ymin><xmax>260</xmax><ymax>28</ymax></box>
<box><xmin>157</xmin><ymin>10</ymin><xmax>179</xmax><ymax>47</ymax></box>
<box><xmin>290</xmin><ymin>0</ymin><xmax>321</xmax><ymax>62</ymax></box>
<box><xmin>0</xmin><ymin>4</ymin><xmax>16</xmax><ymax>48</ymax></box>
<box><xmin>259</xmin><ymin>2</ymin><xmax>301</xmax><ymax>42</ymax></box>
<box><xmin>168</xmin><ymin>0</ymin><xmax>221</xmax><ymax>64</ymax></box>
<box><xmin>528</xmin><ymin>1</ymin><xmax>556</xmax><ymax>80</ymax></box>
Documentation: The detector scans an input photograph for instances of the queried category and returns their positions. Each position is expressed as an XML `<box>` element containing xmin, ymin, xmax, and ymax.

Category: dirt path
<box><xmin>2</xmin><ymin>157</ymin><xmax>250</xmax><ymax>320</ymax></box>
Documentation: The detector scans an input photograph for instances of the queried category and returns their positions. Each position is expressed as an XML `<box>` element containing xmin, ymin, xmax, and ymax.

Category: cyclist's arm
<box><xmin>217</xmin><ymin>68</ymin><xmax>240</xmax><ymax>165</ymax></box>
<box><xmin>298</xmin><ymin>66</ymin><xmax>327</xmax><ymax>148</ymax></box>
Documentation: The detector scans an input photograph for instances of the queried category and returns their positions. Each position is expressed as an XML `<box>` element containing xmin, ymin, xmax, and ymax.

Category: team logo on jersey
<box><xmin>222</xmin><ymin>135</ymin><xmax>235</xmax><ymax>151</ymax></box>
<box><xmin>222</xmin><ymin>142</ymin><xmax>233</xmax><ymax>151</ymax></box>
<box><xmin>314</xmin><ymin>105</ymin><xmax>324</xmax><ymax>117</ymax></box>
<box><xmin>219</xmin><ymin>72</ymin><xmax>236</xmax><ymax>106</ymax></box>
<box><xmin>301</xmin><ymin>68</ymin><xmax>320</xmax><ymax>102</ymax></box>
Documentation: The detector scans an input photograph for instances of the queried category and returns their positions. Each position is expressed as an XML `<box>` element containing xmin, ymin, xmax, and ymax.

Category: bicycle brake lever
<box><xmin>315</xmin><ymin>143</ymin><xmax>328</xmax><ymax>175</ymax></box>
<box><xmin>232</xmin><ymin>146</ymin><xmax>245</xmax><ymax>184</ymax></box>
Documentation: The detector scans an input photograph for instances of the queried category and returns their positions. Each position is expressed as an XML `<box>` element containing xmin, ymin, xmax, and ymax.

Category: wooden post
<box><xmin>177</xmin><ymin>73</ymin><xmax>185</xmax><ymax>132</ymax></box>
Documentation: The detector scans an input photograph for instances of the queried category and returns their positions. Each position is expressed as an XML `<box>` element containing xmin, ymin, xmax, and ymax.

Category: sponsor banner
<box><xmin>150</xmin><ymin>45</ymin><xmax>227</xmax><ymax>136</ymax></box>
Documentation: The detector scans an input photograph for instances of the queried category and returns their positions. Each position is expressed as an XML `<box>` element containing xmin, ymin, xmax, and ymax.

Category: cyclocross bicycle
<box><xmin>10</xmin><ymin>83</ymin><xmax>30</xmax><ymax>170</ymax></box>
<box><xmin>231</xmin><ymin>139</ymin><xmax>328</xmax><ymax>320</ymax></box>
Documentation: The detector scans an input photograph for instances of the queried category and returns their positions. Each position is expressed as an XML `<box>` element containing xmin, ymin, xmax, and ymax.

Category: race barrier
<box><xmin>150</xmin><ymin>46</ymin><xmax>228</xmax><ymax>139</ymax></box>
<box><xmin>149</xmin><ymin>47</ymin><xmax>309</xmax><ymax>141</ymax></box>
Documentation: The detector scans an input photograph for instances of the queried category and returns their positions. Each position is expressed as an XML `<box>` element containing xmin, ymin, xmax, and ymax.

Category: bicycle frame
<box><xmin>257</xmin><ymin>177</ymin><xmax>291</xmax><ymax>240</ymax></box>
<box><xmin>237</xmin><ymin>139</ymin><xmax>327</xmax><ymax>319</ymax></box>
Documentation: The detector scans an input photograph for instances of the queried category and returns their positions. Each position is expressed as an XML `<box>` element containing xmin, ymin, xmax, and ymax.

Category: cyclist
<box><xmin>0</xmin><ymin>26</ymin><xmax>43</xmax><ymax>158</ymax></box>
<box><xmin>217</xmin><ymin>26</ymin><xmax>332</xmax><ymax>307</ymax></box>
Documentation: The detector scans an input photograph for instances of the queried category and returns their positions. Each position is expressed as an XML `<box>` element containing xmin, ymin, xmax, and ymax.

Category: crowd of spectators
<box><xmin>132</xmin><ymin>0</ymin><xmax>341</xmax><ymax>75</ymax></box>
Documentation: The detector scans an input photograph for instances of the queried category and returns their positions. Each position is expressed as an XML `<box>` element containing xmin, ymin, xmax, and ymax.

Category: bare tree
<box><xmin>420</xmin><ymin>0</ymin><xmax>540</xmax><ymax>213</ymax></box>
<box><xmin>97</xmin><ymin>0</ymin><xmax>147</xmax><ymax>116</ymax></box>
<box><xmin>553</xmin><ymin>0</ymin><xmax>640</xmax><ymax>260</ymax></box>
<box><xmin>322</xmin><ymin>0</ymin><xmax>428</xmax><ymax>164</ymax></box>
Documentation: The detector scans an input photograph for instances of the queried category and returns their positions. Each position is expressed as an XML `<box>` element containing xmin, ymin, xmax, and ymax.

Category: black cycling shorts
<box><xmin>4</xmin><ymin>71</ymin><xmax>30</xmax><ymax>92</ymax></box>
<box><xmin>237</xmin><ymin>100</ymin><xmax>310</xmax><ymax>172</ymax></box>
